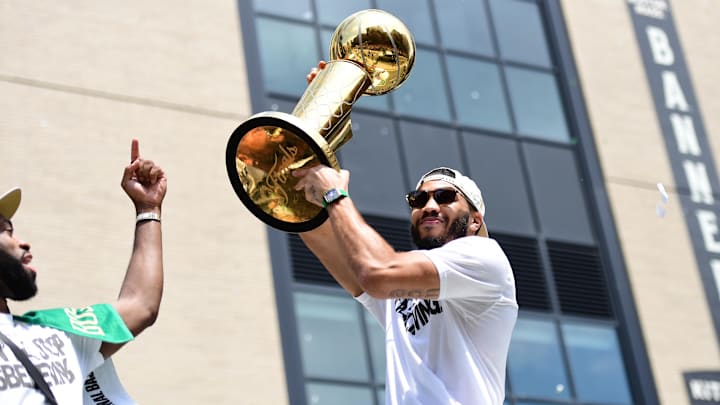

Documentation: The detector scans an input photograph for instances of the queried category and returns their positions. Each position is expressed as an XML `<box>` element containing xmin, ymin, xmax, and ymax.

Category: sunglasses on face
<box><xmin>405</xmin><ymin>188</ymin><xmax>459</xmax><ymax>209</ymax></box>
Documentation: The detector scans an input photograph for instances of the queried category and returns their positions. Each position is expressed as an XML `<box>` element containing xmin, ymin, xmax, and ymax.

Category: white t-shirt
<box><xmin>357</xmin><ymin>236</ymin><xmax>518</xmax><ymax>405</ymax></box>
<box><xmin>0</xmin><ymin>313</ymin><xmax>104</xmax><ymax>404</ymax></box>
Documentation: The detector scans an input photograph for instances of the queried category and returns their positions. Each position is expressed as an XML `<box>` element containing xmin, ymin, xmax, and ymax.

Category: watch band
<box><xmin>322</xmin><ymin>188</ymin><xmax>349</xmax><ymax>208</ymax></box>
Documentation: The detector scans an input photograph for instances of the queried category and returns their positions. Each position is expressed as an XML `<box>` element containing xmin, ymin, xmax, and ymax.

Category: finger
<box><xmin>306</xmin><ymin>68</ymin><xmax>318</xmax><ymax>84</ymax></box>
<box><xmin>137</xmin><ymin>160</ymin><xmax>157</xmax><ymax>183</ymax></box>
<box><xmin>122</xmin><ymin>160</ymin><xmax>141</xmax><ymax>185</ymax></box>
<box><xmin>294</xmin><ymin>176</ymin><xmax>306</xmax><ymax>191</ymax></box>
<box><xmin>318</xmin><ymin>60</ymin><xmax>327</xmax><ymax>69</ymax></box>
<box><xmin>131</xmin><ymin>138</ymin><xmax>140</xmax><ymax>163</ymax></box>
<box><xmin>139</xmin><ymin>159</ymin><xmax>155</xmax><ymax>172</ymax></box>
<box><xmin>304</xmin><ymin>186</ymin><xmax>315</xmax><ymax>204</ymax></box>
<box><xmin>148</xmin><ymin>165</ymin><xmax>163</xmax><ymax>184</ymax></box>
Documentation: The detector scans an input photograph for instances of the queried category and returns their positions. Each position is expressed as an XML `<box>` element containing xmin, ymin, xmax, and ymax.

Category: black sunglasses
<box><xmin>405</xmin><ymin>188</ymin><xmax>459</xmax><ymax>209</ymax></box>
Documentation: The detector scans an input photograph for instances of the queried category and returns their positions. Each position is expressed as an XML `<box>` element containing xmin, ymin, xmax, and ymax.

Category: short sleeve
<box><xmin>420</xmin><ymin>236</ymin><xmax>515</xmax><ymax>302</ymax></box>
<box><xmin>67</xmin><ymin>332</ymin><xmax>105</xmax><ymax>378</ymax></box>
<box><xmin>355</xmin><ymin>292</ymin><xmax>387</xmax><ymax>328</ymax></box>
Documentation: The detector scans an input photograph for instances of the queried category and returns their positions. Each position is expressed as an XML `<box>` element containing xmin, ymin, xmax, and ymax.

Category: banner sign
<box><xmin>627</xmin><ymin>0</ymin><xmax>720</xmax><ymax>345</ymax></box>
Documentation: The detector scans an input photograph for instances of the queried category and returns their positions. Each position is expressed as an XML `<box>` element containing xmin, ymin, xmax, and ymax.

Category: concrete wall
<box><xmin>0</xmin><ymin>1</ymin><xmax>288</xmax><ymax>404</ymax></box>
<box><xmin>560</xmin><ymin>1</ymin><xmax>720</xmax><ymax>404</ymax></box>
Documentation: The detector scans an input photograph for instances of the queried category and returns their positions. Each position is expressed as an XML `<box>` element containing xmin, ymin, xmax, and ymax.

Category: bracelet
<box><xmin>136</xmin><ymin>212</ymin><xmax>161</xmax><ymax>224</ymax></box>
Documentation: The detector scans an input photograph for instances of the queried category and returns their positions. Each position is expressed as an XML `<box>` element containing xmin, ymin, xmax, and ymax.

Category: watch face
<box><xmin>324</xmin><ymin>189</ymin><xmax>340</xmax><ymax>202</ymax></box>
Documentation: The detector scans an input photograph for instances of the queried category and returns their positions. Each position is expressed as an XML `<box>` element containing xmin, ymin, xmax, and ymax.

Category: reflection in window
<box><xmin>507</xmin><ymin>318</ymin><xmax>571</xmax><ymax>400</ymax></box>
<box><xmin>315</xmin><ymin>0</ymin><xmax>371</xmax><ymax>26</ymax></box>
<box><xmin>294</xmin><ymin>293</ymin><xmax>369</xmax><ymax>381</ymax></box>
<box><xmin>391</xmin><ymin>49</ymin><xmax>450</xmax><ymax>122</ymax></box>
<box><xmin>256</xmin><ymin>18</ymin><xmax>319</xmax><ymax>96</ymax></box>
<box><xmin>306</xmin><ymin>383</ymin><xmax>374</xmax><ymax>405</ymax></box>
<box><xmin>490</xmin><ymin>0</ymin><xmax>552</xmax><ymax>67</ymax></box>
<box><xmin>254</xmin><ymin>0</ymin><xmax>313</xmax><ymax>21</ymax></box>
<box><xmin>563</xmin><ymin>323</ymin><xmax>633</xmax><ymax>404</ymax></box>
<box><xmin>434</xmin><ymin>0</ymin><xmax>494</xmax><ymax>56</ymax></box>
<box><xmin>506</xmin><ymin>67</ymin><xmax>569</xmax><ymax>142</ymax></box>
<box><xmin>446</xmin><ymin>55</ymin><xmax>511</xmax><ymax>132</ymax></box>
<box><xmin>375</xmin><ymin>0</ymin><xmax>436</xmax><ymax>45</ymax></box>
<box><xmin>321</xmin><ymin>29</ymin><xmax>390</xmax><ymax>113</ymax></box>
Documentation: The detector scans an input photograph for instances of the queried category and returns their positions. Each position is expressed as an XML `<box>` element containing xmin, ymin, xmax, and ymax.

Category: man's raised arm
<box><xmin>101</xmin><ymin>138</ymin><xmax>167</xmax><ymax>359</ymax></box>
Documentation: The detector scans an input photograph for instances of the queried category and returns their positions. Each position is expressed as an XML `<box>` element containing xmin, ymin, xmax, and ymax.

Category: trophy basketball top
<box><xmin>329</xmin><ymin>9</ymin><xmax>415</xmax><ymax>95</ymax></box>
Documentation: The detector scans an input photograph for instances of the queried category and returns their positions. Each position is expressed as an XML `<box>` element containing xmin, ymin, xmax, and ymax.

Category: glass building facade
<box><xmin>239</xmin><ymin>0</ymin><xmax>655</xmax><ymax>404</ymax></box>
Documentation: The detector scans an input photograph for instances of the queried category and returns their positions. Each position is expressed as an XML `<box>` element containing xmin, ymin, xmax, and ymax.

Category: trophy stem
<box><xmin>291</xmin><ymin>60</ymin><xmax>369</xmax><ymax>152</ymax></box>
<box><xmin>327</xmin><ymin>114</ymin><xmax>352</xmax><ymax>152</ymax></box>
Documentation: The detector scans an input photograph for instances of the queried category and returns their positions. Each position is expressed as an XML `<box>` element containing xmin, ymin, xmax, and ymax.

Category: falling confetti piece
<box><xmin>656</xmin><ymin>203</ymin><xmax>666</xmax><ymax>218</ymax></box>
<box><xmin>657</xmin><ymin>183</ymin><xmax>668</xmax><ymax>204</ymax></box>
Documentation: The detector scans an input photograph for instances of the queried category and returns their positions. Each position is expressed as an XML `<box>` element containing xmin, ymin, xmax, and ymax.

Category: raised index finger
<box><xmin>131</xmin><ymin>138</ymin><xmax>140</xmax><ymax>163</ymax></box>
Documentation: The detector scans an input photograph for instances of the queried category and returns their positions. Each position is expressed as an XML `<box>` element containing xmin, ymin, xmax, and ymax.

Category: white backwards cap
<box><xmin>415</xmin><ymin>167</ymin><xmax>485</xmax><ymax>216</ymax></box>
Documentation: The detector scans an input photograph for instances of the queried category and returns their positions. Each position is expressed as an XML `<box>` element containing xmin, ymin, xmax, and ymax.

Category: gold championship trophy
<box><xmin>225</xmin><ymin>9</ymin><xmax>415</xmax><ymax>232</ymax></box>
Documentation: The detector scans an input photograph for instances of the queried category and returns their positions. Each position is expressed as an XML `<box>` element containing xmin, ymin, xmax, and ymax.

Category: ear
<box><xmin>468</xmin><ymin>211</ymin><xmax>484</xmax><ymax>235</ymax></box>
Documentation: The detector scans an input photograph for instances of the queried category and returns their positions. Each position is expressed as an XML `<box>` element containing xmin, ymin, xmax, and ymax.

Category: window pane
<box><xmin>377</xmin><ymin>388</ymin><xmax>385</xmax><ymax>405</ymax></box>
<box><xmin>400</xmin><ymin>121</ymin><xmax>462</xmax><ymax>184</ymax></box>
<box><xmin>434</xmin><ymin>0</ymin><xmax>494</xmax><ymax>56</ymax></box>
<box><xmin>295</xmin><ymin>293</ymin><xmax>370</xmax><ymax>381</ymax></box>
<box><xmin>447</xmin><ymin>55</ymin><xmax>511</xmax><ymax>132</ymax></box>
<box><xmin>320</xmin><ymin>28</ymin><xmax>333</xmax><ymax>61</ymax></box>
<box><xmin>365</xmin><ymin>311</ymin><xmax>386</xmax><ymax>384</ymax></box>
<box><xmin>315</xmin><ymin>0</ymin><xmax>371</xmax><ymax>26</ymax></box>
<box><xmin>392</xmin><ymin>49</ymin><xmax>450</xmax><ymax>122</ymax></box>
<box><xmin>462</xmin><ymin>134</ymin><xmax>536</xmax><ymax>236</ymax></box>
<box><xmin>355</xmin><ymin>93</ymin><xmax>391</xmax><ymax>112</ymax></box>
<box><xmin>375</xmin><ymin>0</ymin><xmax>436</xmax><ymax>45</ymax></box>
<box><xmin>339</xmin><ymin>113</ymin><xmax>407</xmax><ymax>217</ymax></box>
<box><xmin>490</xmin><ymin>0</ymin><xmax>551</xmax><ymax>67</ymax></box>
<box><xmin>265</xmin><ymin>97</ymin><xmax>296</xmax><ymax>114</ymax></box>
<box><xmin>505</xmin><ymin>67</ymin><xmax>569</xmax><ymax>142</ymax></box>
<box><xmin>516</xmin><ymin>402</ymin><xmax>551</xmax><ymax>405</ymax></box>
<box><xmin>507</xmin><ymin>318</ymin><xmax>571</xmax><ymax>400</ymax></box>
<box><xmin>522</xmin><ymin>144</ymin><xmax>594</xmax><ymax>244</ymax></box>
<box><xmin>254</xmin><ymin>0</ymin><xmax>314</xmax><ymax>21</ymax></box>
<box><xmin>257</xmin><ymin>18</ymin><xmax>320</xmax><ymax>96</ymax></box>
<box><xmin>562</xmin><ymin>323</ymin><xmax>633</xmax><ymax>404</ymax></box>
<box><xmin>307</xmin><ymin>383</ymin><xmax>374</xmax><ymax>405</ymax></box>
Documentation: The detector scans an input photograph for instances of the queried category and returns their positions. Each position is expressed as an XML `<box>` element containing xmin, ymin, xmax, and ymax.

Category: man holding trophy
<box><xmin>295</xmin><ymin>151</ymin><xmax>517</xmax><ymax>405</ymax></box>
<box><xmin>225</xmin><ymin>9</ymin><xmax>517</xmax><ymax>405</ymax></box>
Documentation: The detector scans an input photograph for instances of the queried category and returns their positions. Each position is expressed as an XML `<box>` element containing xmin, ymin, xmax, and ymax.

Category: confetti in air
<box><xmin>656</xmin><ymin>183</ymin><xmax>668</xmax><ymax>217</ymax></box>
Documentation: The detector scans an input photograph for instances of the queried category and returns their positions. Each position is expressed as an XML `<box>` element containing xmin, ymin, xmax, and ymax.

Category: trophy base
<box><xmin>225</xmin><ymin>111</ymin><xmax>340</xmax><ymax>233</ymax></box>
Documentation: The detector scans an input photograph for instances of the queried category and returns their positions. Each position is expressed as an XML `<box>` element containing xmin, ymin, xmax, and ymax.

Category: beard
<box><xmin>411</xmin><ymin>213</ymin><xmax>470</xmax><ymax>250</ymax></box>
<box><xmin>0</xmin><ymin>249</ymin><xmax>38</xmax><ymax>301</ymax></box>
